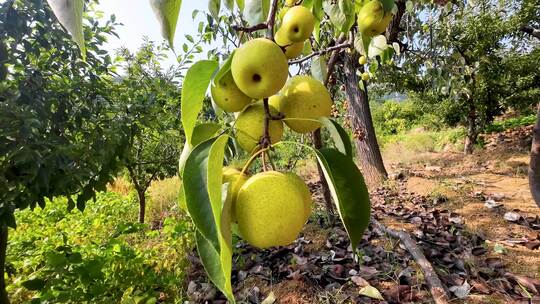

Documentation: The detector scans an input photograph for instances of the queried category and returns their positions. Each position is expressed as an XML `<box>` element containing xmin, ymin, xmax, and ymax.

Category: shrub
<box><xmin>7</xmin><ymin>192</ymin><xmax>192</xmax><ymax>303</ymax></box>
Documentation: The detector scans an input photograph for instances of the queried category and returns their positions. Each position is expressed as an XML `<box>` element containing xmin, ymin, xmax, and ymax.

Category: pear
<box><xmin>357</xmin><ymin>0</ymin><xmax>385</xmax><ymax>36</ymax></box>
<box><xmin>358</xmin><ymin>55</ymin><xmax>367</xmax><ymax>65</ymax></box>
<box><xmin>265</xmin><ymin>171</ymin><xmax>312</xmax><ymax>221</ymax></box>
<box><xmin>231</xmin><ymin>38</ymin><xmax>289</xmax><ymax>99</ymax></box>
<box><xmin>222</xmin><ymin>167</ymin><xmax>248</xmax><ymax>223</ymax></box>
<box><xmin>234</xmin><ymin>101</ymin><xmax>284</xmax><ymax>153</ymax></box>
<box><xmin>268</xmin><ymin>94</ymin><xmax>282</xmax><ymax>111</ymax></box>
<box><xmin>279</xmin><ymin>75</ymin><xmax>332</xmax><ymax>133</ymax></box>
<box><xmin>275</xmin><ymin>29</ymin><xmax>304</xmax><ymax>59</ymax></box>
<box><xmin>211</xmin><ymin>71</ymin><xmax>253</xmax><ymax>112</ymax></box>
<box><xmin>371</xmin><ymin>12</ymin><xmax>393</xmax><ymax>36</ymax></box>
<box><xmin>280</xmin><ymin>6</ymin><xmax>315</xmax><ymax>43</ymax></box>
<box><xmin>285</xmin><ymin>0</ymin><xmax>296</xmax><ymax>6</ymax></box>
<box><xmin>235</xmin><ymin>171</ymin><xmax>307</xmax><ymax>248</ymax></box>
<box><xmin>361</xmin><ymin>72</ymin><xmax>370</xmax><ymax>81</ymax></box>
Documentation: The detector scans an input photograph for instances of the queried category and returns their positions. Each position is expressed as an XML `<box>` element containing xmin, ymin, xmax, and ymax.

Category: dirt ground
<box><xmin>384</xmin><ymin>147</ymin><xmax>540</xmax><ymax>280</ymax></box>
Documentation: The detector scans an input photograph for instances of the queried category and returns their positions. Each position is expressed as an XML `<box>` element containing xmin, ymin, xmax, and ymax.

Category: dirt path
<box><xmin>386</xmin><ymin>149</ymin><xmax>540</xmax><ymax>280</ymax></box>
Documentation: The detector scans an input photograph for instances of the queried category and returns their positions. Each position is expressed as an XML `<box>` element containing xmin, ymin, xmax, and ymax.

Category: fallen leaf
<box><xmin>351</xmin><ymin>276</ymin><xmax>370</xmax><ymax>287</ymax></box>
<box><xmin>449</xmin><ymin>280</ymin><xmax>471</xmax><ymax>299</ymax></box>
<box><xmin>504</xmin><ymin>212</ymin><xmax>521</xmax><ymax>222</ymax></box>
<box><xmin>261</xmin><ymin>291</ymin><xmax>276</xmax><ymax>304</ymax></box>
<box><xmin>359</xmin><ymin>285</ymin><xmax>385</xmax><ymax>300</ymax></box>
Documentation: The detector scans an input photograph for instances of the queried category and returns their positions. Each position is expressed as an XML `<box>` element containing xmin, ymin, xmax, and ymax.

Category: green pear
<box><xmin>231</xmin><ymin>38</ymin><xmax>289</xmax><ymax>99</ymax></box>
<box><xmin>279</xmin><ymin>75</ymin><xmax>332</xmax><ymax>133</ymax></box>
<box><xmin>371</xmin><ymin>12</ymin><xmax>393</xmax><ymax>36</ymax></box>
<box><xmin>275</xmin><ymin>29</ymin><xmax>304</xmax><ymax>59</ymax></box>
<box><xmin>265</xmin><ymin>171</ymin><xmax>312</xmax><ymax>221</ymax></box>
<box><xmin>268</xmin><ymin>94</ymin><xmax>282</xmax><ymax>111</ymax></box>
<box><xmin>211</xmin><ymin>71</ymin><xmax>253</xmax><ymax>112</ymax></box>
<box><xmin>234</xmin><ymin>101</ymin><xmax>284</xmax><ymax>153</ymax></box>
<box><xmin>235</xmin><ymin>171</ymin><xmax>307</xmax><ymax>248</ymax></box>
<box><xmin>222</xmin><ymin>167</ymin><xmax>248</xmax><ymax>223</ymax></box>
<box><xmin>361</xmin><ymin>72</ymin><xmax>370</xmax><ymax>81</ymax></box>
<box><xmin>358</xmin><ymin>55</ymin><xmax>367</xmax><ymax>65</ymax></box>
<box><xmin>280</xmin><ymin>6</ymin><xmax>315</xmax><ymax>43</ymax></box>
<box><xmin>357</xmin><ymin>0</ymin><xmax>385</xmax><ymax>36</ymax></box>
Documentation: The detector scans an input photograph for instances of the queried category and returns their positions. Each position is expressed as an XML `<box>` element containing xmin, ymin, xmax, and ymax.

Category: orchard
<box><xmin>1</xmin><ymin>0</ymin><xmax>539</xmax><ymax>303</ymax></box>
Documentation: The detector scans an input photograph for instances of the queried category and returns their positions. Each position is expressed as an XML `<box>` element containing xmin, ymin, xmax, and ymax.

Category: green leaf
<box><xmin>183</xmin><ymin>137</ymin><xmax>220</xmax><ymax>248</ymax></box>
<box><xmin>236</xmin><ymin>0</ymin><xmax>245</xmax><ymax>11</ymax></box>
<box><xmin>320</xmin><ymin>118</ymin><xmax>353</xmax><ymax>158</ymax></box>
<box><xmin>323</xmin><ymin>0</ymin><xmax>355</xmax><ymax>34</ymax></box>
<box><xmin>354</xmin><ymin>33</ymin><xmax>372</xmax><ymax>56</ymax></box>
<box><xmin>22</xmin><ymin>278</ymin><xmax>46</xmax><ymax>291</ymax></box>
<box><xmin>315</xmin><ymin>148</ymin><xmax>370</xmax><ymax>249</ymax></box>
<box><xmin>213</xmin><ymin>51</ymin><xmax>236</xmax><ymax>86</ymax></box>
<box><xmin>150</xmin><ymin>0</ymin><xmax>183</xmax><ymax>48</ymax></box>
<box><xmin>244</xmin><ymin>0</ymin><xmax>270</xmax><ymax>26</ymax></box>
<box><xmin>46</xmin><ymin>0</ymin><xmax>86</xmax><ymax>58</ymax></box>
<box><xmin>180</xmin><ymin>60</ymin><xmax>219</xmax><ymax>145</ymax></box>
<box><xmin>311</xmin><ymin>56</ymin><xmax>327</xmax><ymax>83</ymax></box>
<box><xmin>209</xmin><ymin>0</ymin><xmax>221</xmax><ymax>20</ymax></box>
<box><xmin>368</xmin><ymin>35</ymin><xmax>388</xmax><ymax>59</ymax></box>
<box><xmin>207</xmin><ymin>135</ymin><xmax>234</xmax><ymax>302</ymax></box>
<box><xmin>380</xmin><ymin>0</ymin><xmax>395</xmax><ymax>13</ymax></box>
<box><xmin>195</xmin><ymin>231</ymin><xmax>227</xmax><ymax>297</ymax></box>
<box><xmin>179</xmin><ymin>123</ymin><xmax>221</xmax><ymax>175</ymax></box>
<box><xmin>224</xmin><ymin>0</ymin><xmax>235</xmax><ymax>10</ymax></box>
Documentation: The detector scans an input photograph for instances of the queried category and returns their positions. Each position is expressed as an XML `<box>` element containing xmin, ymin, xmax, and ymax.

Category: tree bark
<box><xmin>529</xmin><ymin>103</ymin><xmax>540</xmax><ymax>208</ymax></box>
<box><xmin>137</xmin><ymin>190</ymin><xmax>146</xmax><ymax>224</ymax></box>
<box><xmin>0</xmin><ymin>224</ymin><xmax>9</xmax><ymax>304</ymax></box>
<box><xmin>464</xmin><ymin>102</ymin><xmax>477</xmax><ymax>155</ymax></box>
<box><xmin>342</xmin><ymin>53</ymin><xmax>388</xmax><ymax>187</ymax></box>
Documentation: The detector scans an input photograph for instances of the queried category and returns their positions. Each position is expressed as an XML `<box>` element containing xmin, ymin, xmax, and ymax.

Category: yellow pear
<box><xmin>211</xmin><ymin>71</ymin><xmax>253</xmax><ymax>112</ymax></box>
<box><xmin>268</xmin><ymin>94</ymin><xmax>282</xmax><ymax>111</ymax></box>
<box><xmin>279</xmin><ymin>75</ymin><xmax>332</xmax><ymax>133</ymax></box>
<box><xmin>357</xmin><ymin>0</ymin><xmax>385</xmax><ymax>36</ymax></box>
<box><xmin>231</xmin><ymin>38</ymin><xmax>289</xmax><ymax>99</ymax></box>
<box><xmin>361</xmin><ymin>72</ymin><xmax>370</xmax><ymax>81</ymax></box>
<box><xmin>371</xmin><ymin>12</ymin><xmax>393</xmax><ymax>36</ymax></box>
<box><xmin>222</xmin><ymin>167</ymin><xmax>249</xmax><ymax>223</ymax></box>
<box><xmin>358</xmin><ymin>55</ymin><xmax>367</xmax><ymax>65</ymax></box>
<box><xmin>280</xmin><ymin>6</ymin><xmax>315</xmax><ymax>42</ymax></box>
<box><xmin>235</xmin><ymin>171</ymin><xmax>307</xmax><ymax>248</ymax></box>
<box><xmin>285</xmin><ymin>0</ymin><xmax>296</xmax><ymax>6</ymax></box>
<box><xmin>275</xmin><ymin>29</ymin><xmax>304</xmax><ymax>59</ymax></box>
<box><xmin>265</xmin><ymin>171</ymin><xmax>312</xmax><ymax>221</ymax></box>
<box><xmin>234</xmin><ymin>101</ymin><xmax>284</xmax><ymax>153</ymax></box>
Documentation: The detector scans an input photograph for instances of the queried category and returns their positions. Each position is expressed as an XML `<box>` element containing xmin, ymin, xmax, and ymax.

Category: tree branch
<box><xmin>290</xmin><ymin>42</ymin><xmax>353</xmax><ymax>65</ymax></box>
<box><xmin>371</xmin><ymin>218</ymin><xmax>450</xmax><ymax>304</ymax></box>
<box><xmin>231</xmin><ymin>0</ymin><xmax>280</xmax><ymax>40</ymax></box>
<box><xmin>521</xmin><ymin>25</ymin><xmax>540</xmax><ymax>40</ymax></box>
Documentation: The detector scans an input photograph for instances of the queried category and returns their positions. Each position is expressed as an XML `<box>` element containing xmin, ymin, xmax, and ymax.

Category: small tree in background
<box><xmin>112</xmin><ymin>42</ymin><xmax>183</xmax><ymax>224</ymax></box>
<box><xmin>0</xmin><ymin>1</ymin><xmax>129</xmax><ymax>302</ymax></box>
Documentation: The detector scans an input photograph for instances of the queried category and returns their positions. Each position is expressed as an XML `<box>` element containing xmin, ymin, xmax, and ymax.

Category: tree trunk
<box><xmin>137</xmin><ymin>190</ymin><xmax>146</xmax><ymax>224</ymax></box>
<box><xmin>529</xmin><ymin>103</ymin><xmax>540</xmax><ymax>208</ymax></box>
<box><xmin>464</xmin><ymin>102</ymin><xmax>477</xmax><ymax>155</ymax></box>
<box><xmin>342</xmin><ymin>53</ymin><xmax>388</xmax><ymax>187</ymax></box>
<box><xmin>0</xmin><ymin>224</ymin><xmax>9</xmax><ymax>304</ymax></box>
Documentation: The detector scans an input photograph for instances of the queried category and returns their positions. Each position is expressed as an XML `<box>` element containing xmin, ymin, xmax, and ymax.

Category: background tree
<box><xmin>375</xmin><ymin>0</ymin><xmax>540</xmax><ymax>154</ymax></box>
<box><xmin>0</xmin><ymin>1</ymin><xmax>130</xmax><ymax>301</ymax></box>
<box><xmin>112</xmin><ymin>42</ymin><xmax>183</xmax><ymax>224</ymax></box>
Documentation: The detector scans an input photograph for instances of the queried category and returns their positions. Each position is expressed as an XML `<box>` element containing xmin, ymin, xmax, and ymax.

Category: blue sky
<box><xmin>96</xmin><ymin>1</ymin><xmax>210</xmax><ymax>68</ymax></box>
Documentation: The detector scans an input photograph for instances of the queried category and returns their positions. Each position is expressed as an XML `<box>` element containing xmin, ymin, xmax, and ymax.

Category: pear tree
<box><xmin>40</xmin><ymin>0</ymin><xmax>400</xmax><ymax>302</ymax></box>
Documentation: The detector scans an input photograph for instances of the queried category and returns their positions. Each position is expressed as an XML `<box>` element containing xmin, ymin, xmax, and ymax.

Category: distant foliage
<box><xmin>7</xmin><ymin>191</ymin><xmax>192</xmax><ymax>303</ymax></box>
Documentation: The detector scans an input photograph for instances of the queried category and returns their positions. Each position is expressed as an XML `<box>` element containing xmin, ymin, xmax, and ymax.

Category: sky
<box><xmin>96</xmin><ymin>1</ymin><xmax>211</xmax><ymax>69</ymax></box>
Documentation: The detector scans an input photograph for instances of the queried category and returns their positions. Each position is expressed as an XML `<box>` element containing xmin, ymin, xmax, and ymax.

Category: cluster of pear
<box><xmin>223</xmin><ymin>167</ymin><xmax>312</xmax><ymax>249</ymax></box>
<box><xmin>210</xmin><ymin>3</ymin><xmax>332</xmax><ymax>153</ymax></box>
<box><xmin>210</xmin><ymin>3</ymin><xmax>330</xmax><ymax>249</ymax></box>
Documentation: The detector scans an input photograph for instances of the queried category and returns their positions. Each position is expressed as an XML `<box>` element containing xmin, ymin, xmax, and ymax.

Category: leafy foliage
<box><xmin>0</xmin><ymin>0</ymin><xmax>130</xmax><ymax>225</ymax></box>
<box><xmin>7</xmin><ymin>191</ymin><xmax>192</xmax><ymax>303</ymax></box>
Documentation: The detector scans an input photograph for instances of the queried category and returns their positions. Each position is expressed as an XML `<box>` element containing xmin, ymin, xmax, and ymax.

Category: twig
<box><xmin>323</xmin><ymin>34</ymin><xmax>347</xmax><ymax>86</ymax></box>
<box><xmin>260</xmin><ymin>98</ymin><xmax>283</xmax><ymax>149</ymax></box>
<box><xmin>231</xmin><ymin>0</ymin><xmax>279</xmax><ymax>40</ymax></box>
<box><xmin>371</xmin><ymin>218</ymin><xmax>450</xmax><ymax>304</ymax></box>
<box><xmin>290</xmin><ymin>42</ymin><xmax>353</xmax><ymax>64</ymax></box>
